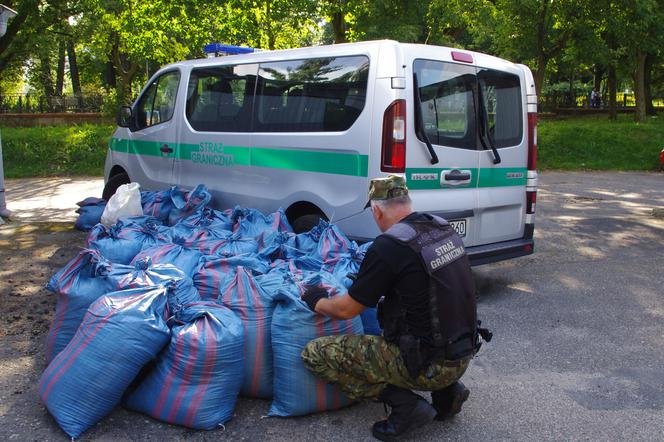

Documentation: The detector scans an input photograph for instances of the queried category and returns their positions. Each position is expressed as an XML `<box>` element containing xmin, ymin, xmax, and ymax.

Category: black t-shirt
<box><xmin>349</xmin><ymin>212</ymin><xmax>431</xmax><ymax>338</ymax></box>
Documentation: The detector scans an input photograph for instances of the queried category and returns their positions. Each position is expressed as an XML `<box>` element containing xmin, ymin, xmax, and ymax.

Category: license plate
<box><xmin>449</xmin><ymin>219</ymin><xmax>467</xmax><ymax>237</ymax></box>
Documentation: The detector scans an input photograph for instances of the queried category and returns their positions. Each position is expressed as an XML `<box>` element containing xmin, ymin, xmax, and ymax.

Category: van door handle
<box><xmin>160</xmin><ymin>144</ymin><xmax>173</xmax><ymax>154</ymax></box>
<box><xmin>444</xmin><ymin>170</ymin><xmax>471</xmax><ymax>181</ymax></box>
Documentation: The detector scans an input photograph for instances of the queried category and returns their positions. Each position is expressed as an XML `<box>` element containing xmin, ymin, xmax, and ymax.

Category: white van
<box><xmin>105</xmin><ymin>40</ymin><xmax>538</xmax><ymax>265</ymax></box>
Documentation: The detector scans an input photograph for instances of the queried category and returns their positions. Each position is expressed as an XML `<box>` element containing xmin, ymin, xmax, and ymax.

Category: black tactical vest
<box><xmin>379</xmin><ymin>214</ymin><xmax>478</xmax><ymax>376</ymax></box>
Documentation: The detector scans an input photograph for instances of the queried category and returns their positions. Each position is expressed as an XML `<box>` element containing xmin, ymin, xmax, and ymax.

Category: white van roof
<box><xmin>165</xmin><ymin>40</ymin><xmax>525</xmax><ymax>79</ymax></box>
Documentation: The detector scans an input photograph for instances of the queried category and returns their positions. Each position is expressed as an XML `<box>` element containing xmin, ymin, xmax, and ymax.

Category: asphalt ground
<box><xmin>0</xmin><ymin>171</ymin><xmax>663</xmax><ymax>441</ymax></box>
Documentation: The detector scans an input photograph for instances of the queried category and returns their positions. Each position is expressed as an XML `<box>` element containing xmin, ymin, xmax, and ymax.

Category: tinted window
<box><xmin>254</xmin><ymin>56</ymin><xmax>369</xmax><ymax>132</ymax></box>
<box><xmin>414</xmin><ymin>60</ymin><xmax>477</xmax><ymax>150</ymax></box>
<box><xmin>478</xmin><ymin>69</ymin><xmax>523</xmax><ymax>147</ymax></box>
<box><xmin>135</xmin><ymin>71</ymin><xmax>180</xmax><ymax>130</ymax></box>
<box><xmin>186</xmin><ymin>64</ymin><xmax>257</xmax><ymax>132</ymax></box>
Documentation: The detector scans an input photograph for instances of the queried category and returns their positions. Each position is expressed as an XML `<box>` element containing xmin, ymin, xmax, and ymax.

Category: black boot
<box><xmin>372</xmin><ymin>385</ymin><xmax>437</xmax><ymax>441</ymax></box>
<box><xmin>431</xmin><ymin>381</ymin><xmax>470</xmax><ymax>421</ymax></box>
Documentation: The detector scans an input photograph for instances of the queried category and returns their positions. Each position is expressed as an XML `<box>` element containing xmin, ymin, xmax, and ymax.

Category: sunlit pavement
<box><xmin>3</xmin><ymin>177</ymin><xmax>104</xmax><ymax>223</ymax></box>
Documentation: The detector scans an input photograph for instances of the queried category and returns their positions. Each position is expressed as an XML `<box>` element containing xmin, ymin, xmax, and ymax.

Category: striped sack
<box><xmin>44</xmin><ymin>249</ymin><xmax>116</xmax><ymax>362</ymax></box>
<box><xmin>38</xmin><ymin>286</ymin><xmax>171</xmax><ymax>439</ymax></box>
<box><xmin>218</xmin><ymin>267</ymin><xmax>276</xmax><ymax>398</ymax></box>
<box><xmin>268</xmin><ymin>272</ymin><xmax>363</xmax><ymax>416</ymax></box>
<box><xmin>124</xmin><ymin>302</ymin><xmax>244</xmax><ymax>429</ymax></box>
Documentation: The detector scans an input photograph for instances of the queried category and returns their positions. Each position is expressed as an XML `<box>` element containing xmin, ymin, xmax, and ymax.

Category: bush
<box><xmin>0</xmin><ymin>124</ymin><xmax>114</xmax><ymax>178</ymax></box>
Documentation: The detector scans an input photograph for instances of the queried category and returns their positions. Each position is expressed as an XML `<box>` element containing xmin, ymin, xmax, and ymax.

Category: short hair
<box><xmin>371</xmin><ymin>194</ymin><xmax>412</xmax><ymax>210</ymax></box>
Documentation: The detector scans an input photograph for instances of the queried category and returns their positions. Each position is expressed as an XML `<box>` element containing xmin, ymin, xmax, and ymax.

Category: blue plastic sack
<box><xmin>44</xmin><ymin>249</ymin><xmax>116</xmax><ymax>362</ymax></box>
<box><xmin>124</xmin><ymin>302</ymin><xmax>244</xmax><ymax>429</ymax></box>
<box><xmin>109</xmin><ymin>257</ymin><xmax>201</xmax><ymax>312</ymax></box>
<box><xmin>177</xmin><ymin>206</ymin><xmax>233</xmax><ymax>232</ymax></box>
<box><xmin>75</xmin><ymin>197</ymin><xmax>106</xmax><ymax>231</ymax></box>
<box><xmin>167</xmin><ymin>184</ymin><xmax>212</xmax><ymax>226</ymax></box>
<box><xmin>87</xmin><ymin>218</ymin><xmax>170</xmax><ymax>264</ymax></box>
<box><xmin>190</xmin><ymin>235</ymin><xmax>259</xmax><ymax>257</ymax></box>
<box><xmin>316</xmin><ymin>222</ymin><xmax>355</xmax><ymax>262</ymax></box>
<box><xmin>194</xmin><ymin>255</ymin><xmax>270</xmax><ymax>300</ymax></box>
<box><xmin>141</xmin><ymin>187</ymin><xmax>179</xmax><ymax>223</ymax></box>
<box><xmin>38</xmin><ymin>286</ymin><xmax>171</xmax><ymax>439</ymax></box>
<box><xmin>131</xmin><ymin>238</ymin><xmax>203</xmax><ymax>277</ymax></box>
<box><xmin>282</xmin><ymin>221</ymin><xmax>327</xmax><ymax>259</ymax></box>
<box><xmin>230</xmin><ymin>207</ymin><xmax>293</xmax><ymax>238</ymax></box>
<box><xmin>269</xmin><ymin>273</ymin><xmax>363</xmax><ymax>416</ymax></box>
<box><xmin>218</xmin><ymin>267</ymin><xmax>276</xmax><ymax>398</ymax></box>
<box><xmin>170</xmin><ymin>222</ymin><xmax>232</xmax><ymax>246</ymax></box>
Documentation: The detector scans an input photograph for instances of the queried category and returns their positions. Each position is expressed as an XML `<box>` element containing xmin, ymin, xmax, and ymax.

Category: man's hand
<box><xmin>302</xmin><ymin>287</ymin><xmax>328</xmax><ymax>312</ymax></box>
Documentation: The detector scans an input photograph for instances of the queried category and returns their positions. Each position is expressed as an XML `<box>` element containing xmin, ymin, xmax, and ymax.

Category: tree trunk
<box><xmin>607</xmin><ymin>64</ymin><xmax>617</xmax><ymax>120</ymax></box>
<box><xmin>634</xmin><ymin>50</ymin><xmax>646</xmax><ymax>123</ymax></box>
<box><xmin>331</xmin><ymin>11</ymin><xmax>347</xmax><ymax>43</ymax></box>
<box><xmin>67</xmin><ymin>40</ymin><xmax>81</xmax><ymax>95</ymax></box>
<box><xmin>534</xmin><ymin>54</ymin><xmax>547</xmax><ymax>97</ymax></box>
<box><xmin>593</xmin><ymin>65</ymin><xmax>604</xmax><ymax>91</ymax></box>
<box><xmin>112</xmin><ymin>41</ymin><xmax>139</xmax><ymax>105</ymax></box>
<box><xmin>644</xmin><ymin>53</ymin><xmax>655</xmax><ymax>116</ymax></box>
<box><xmin>103</xmin><ymin>61</ymin><xmax>117</xmax><ymax>89</ymax></box>
<box><xmin>39</xmin><ymin>54</ymin><xmax>55</xmax><ymax>97</ymax></box>
<box><xmin>55</xmin><ymin>40</ymin><xmax>65</xmax><ymax>95</ymax></box>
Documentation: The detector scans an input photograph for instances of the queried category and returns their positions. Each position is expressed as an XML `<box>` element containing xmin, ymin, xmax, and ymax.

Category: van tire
<box><xmin>292</xmin><ymin>214</ymin><xmax>323</xmax><ymax>233</ymax></box>
<box><xmin>102</xmin><ymin>173</ymin><xmax>130</xmax><ymax>201</ymax></box>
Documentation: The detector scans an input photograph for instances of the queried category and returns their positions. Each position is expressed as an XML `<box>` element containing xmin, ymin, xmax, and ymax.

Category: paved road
<box><xmin>3</xmin><ymin>177</ymin><xmax>103</xmax><ymax>223</ymax></box>
<box><xmin>0</xmin><ymin>171</ymin><xmax>663</xmax><ymax>441</ymax></box>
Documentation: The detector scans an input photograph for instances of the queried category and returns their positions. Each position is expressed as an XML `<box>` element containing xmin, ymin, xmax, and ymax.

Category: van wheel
<box><xmin>102</xmin><ymin>173</ymin><xmax>130</xmax><ymax>200</ymax></box>
<box><xmin>292</xmin><ymin>214</ymin><xmax>323</xmax><ymax>233</ymax></box>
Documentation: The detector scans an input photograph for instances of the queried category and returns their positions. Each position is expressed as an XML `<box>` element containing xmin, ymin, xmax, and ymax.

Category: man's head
<box><xmin>365</xmin><ymin>174</ymin><xmax>413</xmax><ymax>232</ymax></box>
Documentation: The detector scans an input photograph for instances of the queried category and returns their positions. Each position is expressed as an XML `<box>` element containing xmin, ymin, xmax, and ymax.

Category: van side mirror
<box><xmin>117</xmin><ymin>106</ymin><xmax>133</xmax><ymax>128</ymax></box>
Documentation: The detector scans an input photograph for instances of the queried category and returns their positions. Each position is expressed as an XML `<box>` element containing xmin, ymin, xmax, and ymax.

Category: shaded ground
<box><xmin>0</xmin><ymin>171</ymin><xmax>663</xmax><ymax>441</ymax></box>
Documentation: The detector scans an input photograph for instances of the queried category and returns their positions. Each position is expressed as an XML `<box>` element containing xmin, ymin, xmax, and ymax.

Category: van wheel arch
<box><xmin>286</xmin><ymin>202</ymin><xmax>328</xmax><ymax>233</ymax></box>
<box><xmin>102</xmin><ymin>167</ymin><xmax>130</xmax><ymax>200</ymax></box>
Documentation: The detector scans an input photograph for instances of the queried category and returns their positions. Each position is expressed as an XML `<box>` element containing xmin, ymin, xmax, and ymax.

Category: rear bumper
<box><xmin>467</xmin><ymin>236</ymin><xmax>534</xmax><ymax>266</ymax></box>
<box><xmin>353</xmin><ymin>224</ymin><xmax>535</xmax><ymax>266</ymax></box>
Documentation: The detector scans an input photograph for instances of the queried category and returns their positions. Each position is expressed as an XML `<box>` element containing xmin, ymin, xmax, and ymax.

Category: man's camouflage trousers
<box><xmin>301</xmin><ymin>334</ymin><xmax>471</xmax><ymax>400</ymax></box>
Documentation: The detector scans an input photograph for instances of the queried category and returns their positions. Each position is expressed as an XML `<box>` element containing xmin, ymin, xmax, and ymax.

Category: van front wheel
<box><xmin>292</xmin><ymin>214</ymin><xmax>323</xmax><ymax>233</ymax></box>
<box><xmin>102</xmin><ymin>173</ymin><xmax>130</xmax><ymax>200</ymax></box>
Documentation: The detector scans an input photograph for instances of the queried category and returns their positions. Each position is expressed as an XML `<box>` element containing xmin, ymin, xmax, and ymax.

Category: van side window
<box><xmin>255</xmin><ymin>56</ymin><xmax>369</xmax><ymax>132</ymax></box>
<box><xmin>135</xmin><ymin>71</ymin><xmax>180</xmax><ymax>130</ymax></box>
<box><xmin>478</xmin><ymin>69</ymin><xmax>523</xmax><ymax>148</ymax></box>
<box><xmin>186</xmin><ymin>64</ymin><xmax>257</xmax><ymax>132</ymax></box>
<box><xmin>414</xmin><ymin>60</ymin><xmax>477</xmax><ymax>150</ymax></box>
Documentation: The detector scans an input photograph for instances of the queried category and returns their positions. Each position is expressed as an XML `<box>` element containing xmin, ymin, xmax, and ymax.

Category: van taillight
<box><xmin>527</xmin><ymin>112</ymin><xmax>537</xmax><ymax>170</ymax></box>
<box><xmin>381</xmin><ymin>99</ymin><xmax>406</xmax><ymax>173</ymax></box>
<box><xmin>526</xmin><ymin>191</ymin><xmax>536</xmax><ymax>214</ymax></box>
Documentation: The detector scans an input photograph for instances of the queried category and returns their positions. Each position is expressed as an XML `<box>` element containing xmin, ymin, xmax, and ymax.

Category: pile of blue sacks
<box><xmin>40</xmin><ymin>184</ymin><xmax>380</xmax><ymax>438</ymax></box>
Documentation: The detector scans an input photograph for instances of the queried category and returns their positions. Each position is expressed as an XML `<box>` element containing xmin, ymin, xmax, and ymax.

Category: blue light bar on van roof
<box><xmin>204</xmin><ymin>43</ymin><xmax>255</xmax><ymax>56</ymax></box>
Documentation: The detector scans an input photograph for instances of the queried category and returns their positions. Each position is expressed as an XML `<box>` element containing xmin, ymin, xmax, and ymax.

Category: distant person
<box><xmin>300</xmin><ymin>174</ymin><xmax>491</xmax><ymax>441</ymax></box>
<box><xmin>591</xmin><ymin>88</ymin><xmax>600</xmax><ymax>108</ymax></box>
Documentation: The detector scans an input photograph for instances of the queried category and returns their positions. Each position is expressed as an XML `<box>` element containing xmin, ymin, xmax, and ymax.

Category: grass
<box><xmin>0</xmin><ymin>114</ymin><xmax>661</xmax><ymax>178</ymax></box>
<box><xmin>538</xmin><ymin>113</ymin><xmax>664</xmax><ymax>171</ymax></box>
<box><xmin>0</xmin><ymin>124</ymin><xmax>115</xmax><ymax>178</ymax></box>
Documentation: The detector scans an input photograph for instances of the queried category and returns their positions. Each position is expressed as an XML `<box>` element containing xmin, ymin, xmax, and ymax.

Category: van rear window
<box><xmin>254</xmin><ymin>56</ymin><xmax>369</xmax><ymax>132</ymax></box>
<box><xmin>414</xmin><ymin>60</ymin><xmax>523</xmax><ymax>150</ymax></box>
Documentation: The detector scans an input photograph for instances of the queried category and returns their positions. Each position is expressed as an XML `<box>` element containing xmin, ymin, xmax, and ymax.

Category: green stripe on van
<box><xmin>406</xmin><ymin>167</ymin><xmax>527</xmax><ymax>189</ymax></box>
<box><xmin>110</xmin><ymin>138</ymin><xmax>369</xmax><ymax>177</ymax></box>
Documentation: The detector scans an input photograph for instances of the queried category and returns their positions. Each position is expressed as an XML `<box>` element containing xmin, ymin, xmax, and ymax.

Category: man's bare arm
<box><xmin>314</xmin><ymin>294</ymin><xmax>366</xmax><ymax>320</ymax></box>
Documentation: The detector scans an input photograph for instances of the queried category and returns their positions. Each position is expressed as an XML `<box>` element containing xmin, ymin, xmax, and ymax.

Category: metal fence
<box><xmin>0</xmin><ymin>94</ymin><xmax>104</xmax><ymax>113</ymax></box>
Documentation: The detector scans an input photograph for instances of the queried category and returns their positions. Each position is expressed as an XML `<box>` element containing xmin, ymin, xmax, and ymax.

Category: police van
<box><xmin>105</xmin><ymin>40</ymin><xmax>538</xmax><ymax>265</ymax></box>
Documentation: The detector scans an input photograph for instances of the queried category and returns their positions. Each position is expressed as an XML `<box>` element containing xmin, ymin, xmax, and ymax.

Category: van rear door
<box><xmin>474</xmin><ymin>60</ymin><xmax>528</xmax><ymax>245</ymax></box>
<box><xmin>407</xmin><ymin>50</ymin><xmax>480</xmax><ymax>247</ymax></box>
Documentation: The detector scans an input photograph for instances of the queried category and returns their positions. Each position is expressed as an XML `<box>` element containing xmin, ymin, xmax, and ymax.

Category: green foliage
<box><xmin>1</xmin><ymin>124</ymin><xmax>114</xmax><ymax>178</ymax></box>
<box><xmin>538</xmin><ymin>114</ymin><xmax>664</xmax><ymax>170</ymax></box>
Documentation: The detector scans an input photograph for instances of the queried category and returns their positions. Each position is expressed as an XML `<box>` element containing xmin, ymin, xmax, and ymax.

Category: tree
<box><xmin>481</xmin><ymin>0</ymin><xmax>592</xmax><ymax>95</ymax></box>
